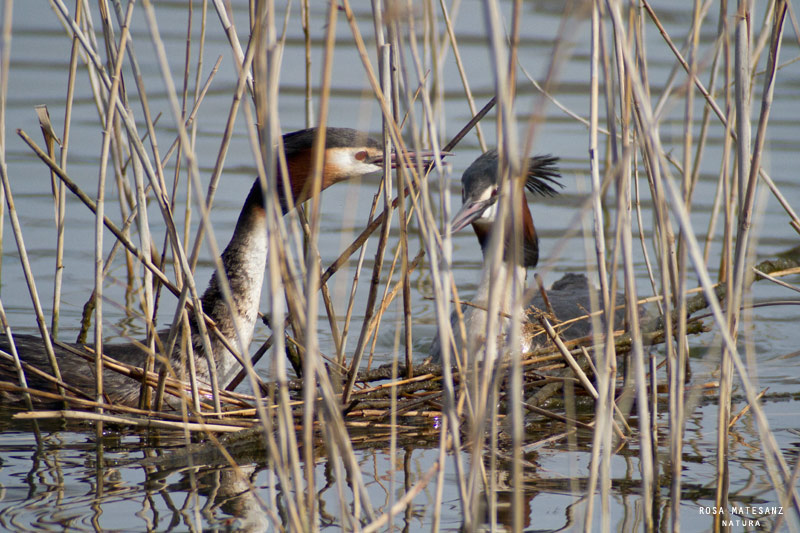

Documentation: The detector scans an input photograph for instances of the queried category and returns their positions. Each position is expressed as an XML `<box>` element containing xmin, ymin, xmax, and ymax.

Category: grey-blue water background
<box><xmin>1</xmin><ymin>1</ymin><xmax>799</xmax><ymax>531</ymax></box>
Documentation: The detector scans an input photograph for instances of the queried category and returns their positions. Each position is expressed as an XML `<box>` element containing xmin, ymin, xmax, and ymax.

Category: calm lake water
<box><xmin>1</xmin><ymin>1</ymin><xmax>799</xmax><ymax>531</ymax></box>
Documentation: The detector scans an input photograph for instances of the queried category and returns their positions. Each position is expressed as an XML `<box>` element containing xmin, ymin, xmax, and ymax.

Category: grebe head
<box><xmin>428</xmin><ymin>152</ymin><xmax>561</xmax><ymax>363</ymax></box>
<box><xmin>277</xmin><ymin>127</ymin><xmax>444</xmax><ymax>210</ymax></box>
<box><xmin>450</xmin><ymin>150</ymin><xmax>562</xmax><ymax>268</ymax></box>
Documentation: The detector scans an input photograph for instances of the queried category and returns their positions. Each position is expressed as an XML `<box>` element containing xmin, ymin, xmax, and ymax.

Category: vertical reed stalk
<box><xmin>481</xmin><ymin>1</ymin><xmax>521</xmax><ymax>529</ymax></box>
<box><xmin>585</xmin><ymin>6</ymin><xmax>616</xmax><ymax>527</ymax></box>
<box><xmin>391</xmin><ymin>45</ymin><xmax>414</xmax><ymax>377</ymax></box>
<box><xmin>51</xmin><ymin>0</ymin><xmax>83</xmax><ymax>339</ymax></box>
<box><xmin>438</xmin><ymin>0</ymin><xmax>487</xmax><ymax>152</ymax></box>
<box><xmin>669</xmin><ymin>1</ymin><xmax>704</xmax><ymax>528</ymax></box>
<box><xmin>606</xmin><ymin>3</ymin><xmax>657</xmax><ymax>527</ymax></box>
<box><xmin>187</xmin><ymin>0</ymin><xmax>207</xmax><ymax>245</ymax></box>
<box><xmin>233</xmin><ymin>3</ymin><xmax>309</xmax><ymax>527</ymax></box>
<box><xmin>301</xmin><ymin>0</ymin><xmax>312</xmax><ymax>127</ymax></box>
<box><xmin>299</xmin><ymin>1</ymin><xmax>340</xmax><ymax>525</ymax></box>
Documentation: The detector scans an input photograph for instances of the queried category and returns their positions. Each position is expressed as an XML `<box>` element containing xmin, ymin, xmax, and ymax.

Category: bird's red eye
<box><xmin>355</xmin><ymin>150</ymin><xmax>368</xmax><ymax>161</ymax></box>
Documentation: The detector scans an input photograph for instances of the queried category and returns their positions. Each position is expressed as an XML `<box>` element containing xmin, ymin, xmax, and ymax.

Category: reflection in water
<box><xmin>0</xmin><ymin>420</ymin><xmax>539</xmax><ymax>531</ymax></box>
<box><xmin>0</xmin><ymin>429</ymin><xmax>449</xmax><ymax>531</ymax></box>
<box><xmin>0</xmin><ymin>413</ymin><xmax>794</xmax><ymax>530</ymax></box>
<box><xmin>171</xmin><ymin>465</ymin><xmax>271</xmax><ymax>532</ymax></box>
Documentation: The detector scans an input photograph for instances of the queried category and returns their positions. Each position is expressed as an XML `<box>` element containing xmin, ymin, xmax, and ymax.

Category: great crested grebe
<box><xmin>1</xmin><ymin>127</ymin><xmax>435</xmax><ymax>407</ymax></box>
<box><xmin>430</xmin><ymin>150</ymin><xmax>563</xmax><ymax>363</ymax></box>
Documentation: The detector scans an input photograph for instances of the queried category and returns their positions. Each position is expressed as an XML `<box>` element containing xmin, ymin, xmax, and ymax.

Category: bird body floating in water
<box><xmin>0</xmin><ymin>127</ymin><xmax>441</xmax><ymax>407</ymax></box>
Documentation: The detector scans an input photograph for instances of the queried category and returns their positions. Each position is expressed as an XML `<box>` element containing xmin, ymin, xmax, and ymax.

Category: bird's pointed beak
<box><xmin>450</xmin><ymin>196</ymin><xmax>497</xmax><ymax>232</ymax></box>
<box><xmin>370</xmin><ymin>150</ymin><xmax>452</xmax><ymax>168</ymax></box>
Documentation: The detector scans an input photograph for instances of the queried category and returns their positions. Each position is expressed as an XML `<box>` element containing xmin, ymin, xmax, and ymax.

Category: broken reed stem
<box><xmin>0</xmin><ymin>150</ymin><xmax>64</xmax><ymax>394</ymax></box>
<box><xmin>51</xmin><ymin>0</ymin><xmax>82</xmax><ymax>340</ymax></box>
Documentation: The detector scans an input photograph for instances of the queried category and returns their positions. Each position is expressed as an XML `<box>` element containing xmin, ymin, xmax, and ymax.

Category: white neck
<box><xmin>457</xmin><ymin>259</ymin><xmax>528</xmax><ymax>365</ymax></box>
<box><xmin>195</xmin><ymin>182</ymin><xmax>268</xmax><ymax>387</ymax></box>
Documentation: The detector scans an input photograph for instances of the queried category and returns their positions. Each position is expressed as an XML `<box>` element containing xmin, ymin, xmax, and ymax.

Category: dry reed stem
<box><xmin>0</xmin><ymin>307</ymin><xmax>35</xmax><ymax>410</ymax></box>
<box><xmin>606</xmin><ymin>3</ymin><xmax>657</xmax><ymax>528</ymax></box>
<box><xmin>301</xmin><ymin>3</ymin><xmax>340</xmax><ymax>525</ymax></box>
<box><xmin>53</xmin><ymin>0</ymin><xmax>213</xmax><ymax>409</ymax></box>
<box><xmin>390</xmin><ymin>41</ymin><xmax>415</xmax><ymax>378</ymax></box>
<box><xmin>51</xmin><ymin>10</ymin><xmax>76</xmax><ymax>337</ymax></box>
<box><xmin>668</xmin><ymin>1</ymin><xmax>705</xmax><ymax>524</ymax></box>
<box><xmin>584</xmin><ymin>3</ymin><xmax>611</xmax><ymax>525</ymax></box>
<box><xmin>338</xmin><ymin>1</ymin><xmax>449</xmax><ymax>410</ymax></box>
<box><xmin>246</xmin><ymin>4</ymin><xmax>309</xmax><ymax>528</ymax></box>
<box><xmin>16</xmin><ymin>409</ymin><xmax>243</xmax><ymax>432</ymax></box>
<box><xmin>438</xmin><ymin>0</ymin><xmax>487</xmax><ymax>152</ymax></box>
<box><xmin>0</xmin><ymin>154</ymin><xmax>64</xmax><ymax>393</ymax></box>
<box><xmin>143</xmin><ymin>0</ymin><xmax>225</xmax><ymax>413</ymax></box>
<box><xmin>92</xmin><ymin>1</ymin><xmax>134</xmax><ymax>415</ymax></box>
<box><xmin>476</xmin><ymin>1</ymin><xmax>526</xmax><ymax>527</ymax></box>
<box><xmin>18</xmin><ymin>113</ymin><xmax>259</xmax><ymax>390</ymax></box>
<box><xmin>615</xmin><ymin>0</ymin><xmax>800</xmax><ymax>518</ymax></box>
